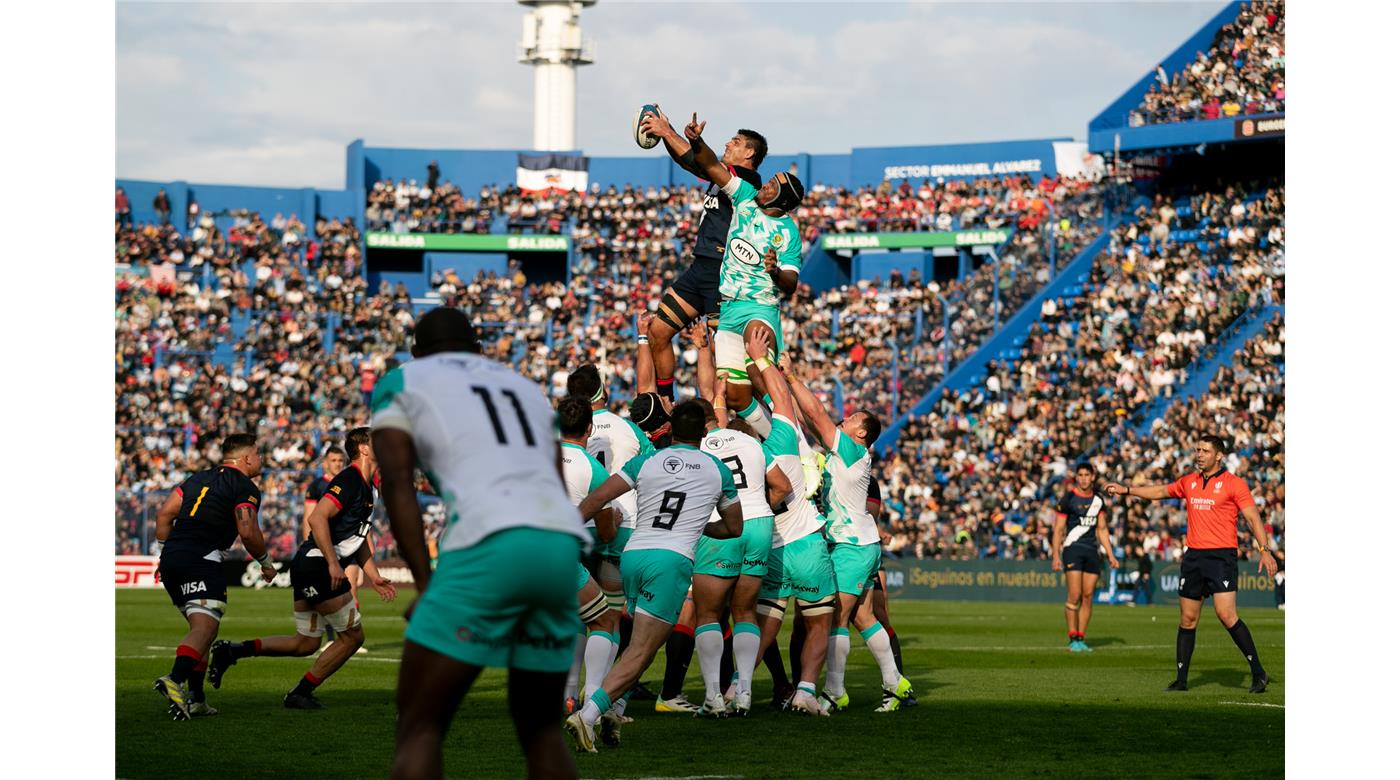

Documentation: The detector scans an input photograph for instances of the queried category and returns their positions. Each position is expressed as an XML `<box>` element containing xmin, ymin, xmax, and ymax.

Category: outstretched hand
<box><xmin>640</xmin><ymin>105</ymin><xmax>673</xmax><ymax>142</ymax></box>
<box><xmin>1103</xmin><ymin>482</ymin><xmax>1128</xmax><ymax>497</ymax></box>
<box><xmin>745</xmin><ymin>327</ymin><xmax>773</xmax><ymax>362</ymax></box>
<box><xmin>684</xmin><ymin>112</ymin><xmax>707</xmax><ymax>141</ymax></box>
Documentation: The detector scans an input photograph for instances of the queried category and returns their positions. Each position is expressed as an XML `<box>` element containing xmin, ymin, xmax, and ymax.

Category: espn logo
<box><xmin>115</xmin><ymin>555</ymin><xmax>162</xmax><ymax>588</ymax></box>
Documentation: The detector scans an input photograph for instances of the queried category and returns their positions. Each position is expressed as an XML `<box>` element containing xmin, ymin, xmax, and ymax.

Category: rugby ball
<box><xmin>634</xmin><ymin>104</ymin><xmax>661</xmax><ymax>149</ymax></box>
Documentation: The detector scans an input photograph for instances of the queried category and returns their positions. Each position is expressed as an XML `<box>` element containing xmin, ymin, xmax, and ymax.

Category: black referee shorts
<box><xmin>1179</xmin><ymin>548</ymin><xmax>1238</xmax><ymax>600</ymax></box>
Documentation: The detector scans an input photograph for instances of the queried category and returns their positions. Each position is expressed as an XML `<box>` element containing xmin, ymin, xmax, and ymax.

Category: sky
<box><xmin>116</xmin><ymin>1</ymin><xmax>1226</xmax><ymax>189</ymax></box>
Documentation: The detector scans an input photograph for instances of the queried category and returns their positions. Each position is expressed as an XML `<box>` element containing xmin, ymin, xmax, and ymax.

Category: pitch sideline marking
<box><xmin>584</xmin><ymin>776</ymin><xmax>743</xmax><ymax>780</ymax></box>
<box><xmin>1220</xmin><ymin>701</ymin><xmax>1283</xmax><ymax>708</ymax></box>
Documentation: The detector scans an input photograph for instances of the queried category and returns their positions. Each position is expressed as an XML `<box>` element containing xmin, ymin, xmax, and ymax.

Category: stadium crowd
<box><xmin>1130</xmin><ymin>1</ymin><xmax>1284</xmax><ymax>126</ymax></box>
<box><xmin>873</xmin><ymin>184</ymin><xmax>1284</xmax><ymax>563</ymax></box>
<box><xmin>115</xmin><ymin>175</ymin><xmax>1282</xmax><ymax>569</ymax></box>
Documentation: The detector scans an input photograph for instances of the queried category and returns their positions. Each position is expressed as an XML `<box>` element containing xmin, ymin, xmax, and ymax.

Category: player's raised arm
<box><xmin>780</xmin><ymin>357</ymin><xmax>839</xmax><ymax>450</ymax></box>
<box><xmin>1104</xmin><ymin>482</ymin><xmax>1172</xmax><ymax>500</ymax></box>
<box><xmin>643</xmin><ymin>109</ymin><xmax>731</xmax><ymax>187</ymax></box>
<box><xmin>636</xmin><ymin>312</ymin><xmax>660</xmax><ymax>398</ymax></box>
<box><xmin>745</xmin><ymin>327</ymin><xmax>792</xmax><ymax>420</ymax></box>
<box><xmin>643</xmin><ymin>103</ymin><xmax>705</xmax><ymax>177</ymax></box>
<box><xmin>691</xmin><ymin>319</ymin><xmax>716</xmax><ymax>404</ymax></box>
<box><xmin>372</xmin><ymin>428</ymin><xmax>430</xmax><ymax>596</ymax></box>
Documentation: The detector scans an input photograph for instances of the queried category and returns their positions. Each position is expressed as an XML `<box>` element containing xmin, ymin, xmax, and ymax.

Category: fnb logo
<box><xmin>663</xmin><ymin>457</ymin><xmax>684</xmax><ymax>474</ymax></box>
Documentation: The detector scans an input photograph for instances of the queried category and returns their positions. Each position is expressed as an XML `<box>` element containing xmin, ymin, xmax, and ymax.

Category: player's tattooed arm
<box><xmin>153</xmin><ymin>489</ymin><xmax>181</xmax><ymax>544</ymax></box>
<box><xmin>235</xmin><ymin>504</ymin><xmax>277</xmax><ymax>582</ymax></box>
<box><xmin>373</xmin><ymin>428</ymin><xmax>432</xmax><ymax>594</ymax></box>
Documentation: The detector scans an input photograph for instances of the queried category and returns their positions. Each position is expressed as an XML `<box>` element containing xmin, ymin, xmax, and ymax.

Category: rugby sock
<box><xmin>170</xmin><ymin>644</ymin><xmax>202</xmax><ymax>684</ymax></box>
<box><xmin>695</xmin><ymin>623</ymin><xmax>724</xmax><ymax>699</ymax></box>
<box><xmin>580</xmin><ymin>688</ymin><xmax>611</xmax><ymax>728</ymax></box>
<box><xmin>762</xmin><ymin>642</ymin><xmax>789</xmax><ymax>688</ymax></box>
<box><xmin>289</xmin><ymin>672</ymin><xmax>322</xmax><ymax>698</ymax></box>
<box><xmin>861</xmin><ymin>624</ymin><xmax>903</xmax><ymax>689</ymax></box>
<box><xmin>738</xmin><ymin>398</ymin><xmax>773</xmax><ymax>439</ymax></box>
<box><xmin>1226</xmin><ymin>620</ymin><xmax>1266</xmax><ymax>677</ymax></box>
<box><xmin>789</xmin><ymin>620</ymin><xmax>808</xmax><ymax>689</ymax></box>
<box><xmin>889</xmin><ymin>631</ymin><xmax>905</xmax><ymax>674</ymax></box>
<box><xmin>719</xmin><ymin>628</ymin><xmax>735</xmax><ymax>692</ymax></box>
<box><xmin>229</xmin><ymin>639</ymin><xmax>261</xmax><ymax>659</ymax></box>
<box><xmin>797</xmin><ymin>681</ymin><xmax>817</xmax><ymax>700</ymax></box>
<box><xmin>583</xmin><ymin>631</ymin><xmax>618</xmax><ymax>700</ymax></box>
<box><xmin>825</xmin><ymin>628</ymin><xmax>851</xmax><ymax>698</ymax></box>
<box><xmin>188</xmin><ymin>660</ymin><xmax>208</xmax><ymax>703</ymax></box>
<box><xmin>661</xmin><ymin>625</ymin><xmax>695</xmax><ymax>700</ymax></box>
<box><xmin>657</xmin><ymin>377</ymin><xmax>675</xmax><ymax>402</ymax></box>
<box><xmin>565</xmin><ymin>633</ymin><xmax>586</xmax><ymax>701</ymax></box>
<box><xmin>610</xmin><ymin>690</ymin><xmax>632</xmax><ymax>717</ymax></box>
<box><xmin>733</xmin><ymin>622</ymin><xmax>762</xmax><ymax>696</ymax></box>
<box><xmin>1175</xmin><ymin>627</ymin><xmax>1197</xmax><ymax>683</ymax></box>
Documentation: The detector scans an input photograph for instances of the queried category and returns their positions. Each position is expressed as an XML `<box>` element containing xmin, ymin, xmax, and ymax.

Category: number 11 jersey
<box><xmin>369</xmin><ymin>352</ymin><xmax>590</xmax><ymax>555</ymax></box>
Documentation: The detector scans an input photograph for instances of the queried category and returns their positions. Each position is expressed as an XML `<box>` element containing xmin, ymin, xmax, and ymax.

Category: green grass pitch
<box><xmin>116</xmin><ymin>589</ymin><xmax>1283</xmax><ymax>778</ymax></box>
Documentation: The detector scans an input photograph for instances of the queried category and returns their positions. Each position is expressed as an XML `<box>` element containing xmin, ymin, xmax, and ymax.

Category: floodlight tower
<box><xmin>518</xmin><ymin>0</ymin><xmax>596</xmax><ymax>151</ymax></box>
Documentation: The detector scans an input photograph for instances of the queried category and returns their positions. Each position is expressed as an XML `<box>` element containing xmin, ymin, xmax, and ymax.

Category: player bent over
<box><xmin>558</xmin><ymin>395</ymin><xmax>624</xmax><ymax>713</ymax></box>
<box><xmin>1051</xmin><ymin>463</ymin><xmax>1120</xmax><ymax>652</ymax></box>
<box><xmin>209</xmin><ymin>427</ymin><xmax>397</xmax><ymax>708</ymax></box>
<box><xmin>565</xmin><ymin>400</ymin><xmax>745</xmax><ymax>752</ymax></box>
<box><xmin>780</xmin><ymin>358</ymin><xmax>912</xmax><ymax>712</ymax></box>
<box><xmin>151</xmin><ymin>433</ymin><xmax>276</xmax><ymax>719</ymax></box>
<box><xmin>1105</xmin><ymin>435</ymin><xmax>1277</xmax><ymax>694</ymax></box>
<box><xmin>374</xmin><ymin>308</ymin><xmax>588</xmax><ymax>780</ymax></box>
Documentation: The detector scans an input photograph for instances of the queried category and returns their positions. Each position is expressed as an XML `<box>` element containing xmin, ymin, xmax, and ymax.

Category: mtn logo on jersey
<box><xmin>727</xmin><ymin>237</ymin><xmax>762</xmax><ymax>266</ymax></box>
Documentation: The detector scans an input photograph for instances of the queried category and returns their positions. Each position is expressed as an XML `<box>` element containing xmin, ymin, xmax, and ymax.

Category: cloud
<box><xmin>117</xmin><ymin>1</ymin><xmax>1222</xmax><ymax>188</ymax></box>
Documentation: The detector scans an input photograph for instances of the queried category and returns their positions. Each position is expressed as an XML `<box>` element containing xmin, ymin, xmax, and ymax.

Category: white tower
<box><xmin>518</xmin><ymin>0</ymin><xmax>596</xmax><ymax>151</ymax></box>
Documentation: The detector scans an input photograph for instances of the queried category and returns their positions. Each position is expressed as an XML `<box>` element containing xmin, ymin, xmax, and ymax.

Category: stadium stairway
<box><xmin>1130</xmin><ymin>303</ymin><xmax>1283</xmax><ymax>435</ymax></box>
<box><xmin>872</xmin><ymin>217</ymin><xmax>1122</xmax><ymax>455</ymax></box>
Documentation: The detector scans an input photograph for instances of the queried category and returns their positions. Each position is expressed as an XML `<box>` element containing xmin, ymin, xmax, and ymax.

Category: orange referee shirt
<box><xmin>1167</xmin><ymin>470</ymin><xmax>1255</xmax><ymax>550</ymax></box>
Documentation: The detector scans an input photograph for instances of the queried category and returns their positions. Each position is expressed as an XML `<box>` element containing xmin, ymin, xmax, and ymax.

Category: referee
<box><xmin>1105</xmin><ymin>434</ymin><xmax>1277</xmax><ymax>693</ymax></box>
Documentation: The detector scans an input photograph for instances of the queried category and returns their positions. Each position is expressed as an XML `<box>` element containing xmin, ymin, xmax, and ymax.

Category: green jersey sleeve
<box><xmin>369</xmin><ymin>367</ymin><xmax>411</xmax><ymax>433</ymax></box>
<box><xmin>626</xmin><ymin>419</ymin><xmax>656</xmax><ymax>458</ymax></box>
<box><xmin>723</xmin><ymin>175</ymin><xmax>758</xmax><ymax>206</ymax></box>
<box><xmin>833</xmin><ymin>431</ymin><xmax>867</xmax><ymax>467</ymax></box>
<box><xmin>620</xmin><ymin>453</ymin><xmax>648</xmax><ymax>487</ymax></box>
<box><xmin>776</xmin><ymin>219</ymin><xmax>803</xmax><ymax>272</ymax></box>
<box><xmin>763</xmin><ymin>416</ymin><xmax>801</xmax><ymax>459</ymax></box>
<box><xmin>588</xmin><ymin>456</ymin><xmax>611</xmax><ymax>492</ymax></box>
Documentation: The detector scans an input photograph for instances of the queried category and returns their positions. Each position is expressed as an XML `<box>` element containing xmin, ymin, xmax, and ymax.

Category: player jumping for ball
<box><xmin>641</xmin><ymin>107</ymin><xmax>805</xmax><ymax>438</ymax></box>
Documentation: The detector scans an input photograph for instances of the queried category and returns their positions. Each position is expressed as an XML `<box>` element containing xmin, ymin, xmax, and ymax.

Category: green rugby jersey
<box><xmin>718</xmin><ymin>177</ymin><xmax>803</xmax><ymax>307</ymax></box>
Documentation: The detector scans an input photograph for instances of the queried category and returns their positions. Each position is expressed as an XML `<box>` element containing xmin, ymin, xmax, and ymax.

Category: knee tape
<box><xmin>757</xmin><ymin>597</ymin><xmax>787</xmax><ymax>619</ymax></box>
<box><xmin>657</xmin><ymin>292</ymin><xmax>692</xmax><ymax>332</ymax></box>
<box><xmin>1065</xmin><ymin>601</ymin><xmax>1081</xmax><ymax>611</ymax></box>
<box><xmin>578</xmin><ymin>591</ymin><xmax>610</xmax><ymax>625</ymax></box>
<box><xmin>324</xmin><ymin>599</ymin><xmax>362</xmax><ymax>633</ymax></box>
<box><xmin>294</xmin><ymin>609</ymin><xmax>325</xmax><ymax>638</ymax></box>
<box><xmin>182</xmin><ymin>599</ymin><xmax>227</xmax><ymax>622</ymax></box>
<box><xmin>797</xmin><ymin>597</ymin><xmax>837</xmax><ymax>617</ymax></box>
<box><xmin>603</xmin><ymin>589</ymin><xmax>626</xmax><ymax>612</ymax></box>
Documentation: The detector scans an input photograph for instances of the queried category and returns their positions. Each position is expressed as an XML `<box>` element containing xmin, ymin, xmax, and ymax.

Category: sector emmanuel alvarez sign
<box><xmin>821</xmin><ymin>229</ymin><xmax>1011</xmax><ymax>252</ymax></box>
<box><xmin>365</xmin><ymin>232</ymin><xmax>571</xmax><ymax>252</ymax></box>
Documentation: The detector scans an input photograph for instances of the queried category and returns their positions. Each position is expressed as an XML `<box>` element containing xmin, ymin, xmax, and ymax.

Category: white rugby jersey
<box><xmin>822</xmin><ymin>430</ymin><xmax>879</xmax><ymax>546</ymax></box>
<box><xmin>369</xmin><ymin>352</ymin><xmax>589</xmax><ymax>554</ymax></box>
<box><xmin>561</xmin><ymin>441</ymin><xmax>614</xmax><ymax>528</ymax></box>
<box><xmin>587</xmin><ymin>408</ymin><xmax>656</xmax><ymax>529</ymax></box>
<box><xmin>701</xmin><ymin>426</ymin><xmax>774</xmax><ymax>522</ymax></box>
<box><xmin>618</xmin><ymin>444</ymin><xmax>739</xmax><ymax>561</ymax></box>
<box><xmin>762</xmin><ymin>414</ymin><xmax>825</xmax><ymax>547</ymax></box>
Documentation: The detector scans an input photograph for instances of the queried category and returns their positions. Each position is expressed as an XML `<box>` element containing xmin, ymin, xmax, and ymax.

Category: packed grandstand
<box><xmin>115</xmin><ymin>1</ymin><xmax>1284</xmax><ymax>581</ymax></box>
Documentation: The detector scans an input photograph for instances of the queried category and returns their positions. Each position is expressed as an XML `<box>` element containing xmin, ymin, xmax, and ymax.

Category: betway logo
<box><xmin>506</xmin><ymin>236</ymin><xmax>567</xmax><ymax>251</ymax></box>
<box><xmin>366</xmin><ymin>233</ymin><xmax>425</xmax><ymax>249</ymax></box>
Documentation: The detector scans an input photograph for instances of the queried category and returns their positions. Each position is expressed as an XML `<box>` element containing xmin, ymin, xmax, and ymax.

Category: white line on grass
<box><xmin>938</xmin><ymin>644</ymin><xmax>1172</xmax><ymax>651</ymax></box>
<box><xmin>1220</xmin><ymin>701</ymin><xmax>1284</xmax><ymax>708</ymax></box>
<box><xmin>584</xmin><ymin>776</ymin><xmax>743</xmax><ymax>780</ymax></box>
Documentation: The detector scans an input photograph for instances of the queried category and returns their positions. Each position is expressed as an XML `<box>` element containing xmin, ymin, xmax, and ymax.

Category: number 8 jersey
<box><xmin>617</xmin><ymin>444</ymin><xmax>739</xmax><ymax>561</ymax></box>
<box><xmin>369</xmin><ymin>352</ymin><xmax>590</xmax><ymax>555</ymax></box>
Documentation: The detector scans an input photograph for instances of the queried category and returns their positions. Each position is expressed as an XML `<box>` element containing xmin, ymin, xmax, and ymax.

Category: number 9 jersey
<box><xmin>369</xmin><ymin>353</ymin><xmax>590</xmax><ymax>554</ymax></box>
<box><xmin>616</xmin><ymin>444</ymin><xmax>739</xmax><ymax>561</ymax></box>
